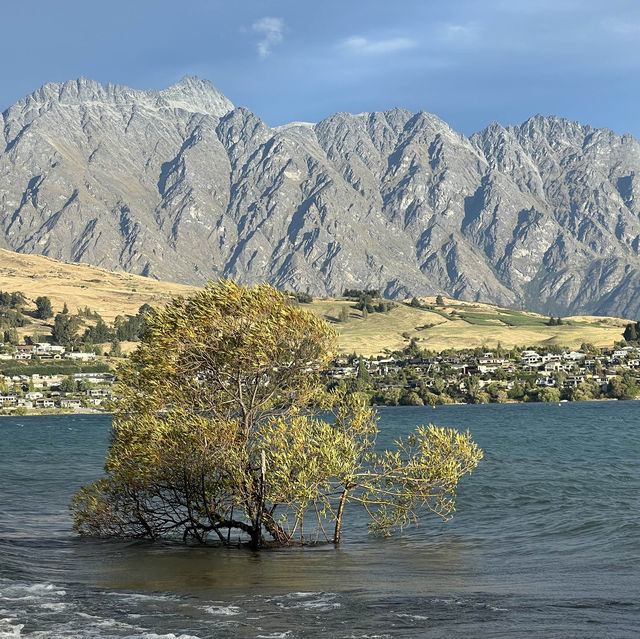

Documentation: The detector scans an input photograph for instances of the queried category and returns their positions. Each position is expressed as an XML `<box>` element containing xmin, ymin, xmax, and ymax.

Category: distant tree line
<box><xmin>281</xmin><ymin>290</ymin><xmax>313</xmax><ymax>304</ymax></box>
<box><xmin>409</xmin><ymin>297</ymin><xmax>437</xmax><ymax>310</ymax></box>
<box><xmin>342</xmin><ymin>289</ymin><xmax>395</xmax><ymax>316</ymax></box>
<box><xmin>0</xmin><ymin>362</ymin><xmax>111</xmax><ymax>377</ymax></box>
<box><xmin>0</xmin><ymin>289</ymin><xmax>155</xmax><ymax>356</ymax></box>
<box><xmin>80</xmin><ymin>304</ymin><xmax>152</xmax><ymax>345</ymax></box>
<box><xmin>0</xmin><ymin>290</ymin><xmax>28</xmax><ymax>333</ymax></box>
<box><xmin>343</xmin><ymin>288</ymin><xmax>381</xmax><ymax>299</ymax></box>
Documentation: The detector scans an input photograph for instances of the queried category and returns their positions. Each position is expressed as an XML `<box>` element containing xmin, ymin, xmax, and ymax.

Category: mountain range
<box><xmin>2</xmin><ymin>76</ymin><xmax>640</xmax><ymax>318</ymax></box>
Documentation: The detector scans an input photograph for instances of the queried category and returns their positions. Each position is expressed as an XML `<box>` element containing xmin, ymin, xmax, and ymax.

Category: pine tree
<box><xmin>35</xmin><ymin>296</ymin><xmax>53</xmax><ymax>319</ymax></box>
<box><xmin>623</xmin><ymin>323</ymin><xmax>638</xmax><ymax>342</ymax></box>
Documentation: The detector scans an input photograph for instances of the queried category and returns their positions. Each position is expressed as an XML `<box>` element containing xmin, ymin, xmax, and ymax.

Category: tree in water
<box><xmin>72</xmin><ymin>281</ymin><xmax>482</xmax><ymax>548</ymax></box>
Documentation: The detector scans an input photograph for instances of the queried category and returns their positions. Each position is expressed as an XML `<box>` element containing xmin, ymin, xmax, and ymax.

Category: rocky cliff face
<box><xmin>2</xmin><ymin>76</ymin><xmax>640</xmax><ymax>318</ymax></box>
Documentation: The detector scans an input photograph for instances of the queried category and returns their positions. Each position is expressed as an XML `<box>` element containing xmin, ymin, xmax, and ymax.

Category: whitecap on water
<box><xmin>125</xmin><ymin>634</ymin><xmax>201</xmax><ymax>639</ymax></box>
<box><xmin>267</xmin><ymin>591</ymin><xmax>341</xmax><ymax>611</ymax></box>
<box><xmin>0</xmin><ymin>618</ymin><xmax>24</xmax><ymax>638</ymax></box>
<box><xmin>39</xmin><ymin>602</ymin><xmax>68</xmax><ymax>612</ymax></box>
<box><xmin>202</xmin><ymin>604</ymin><xmax>241</xmax><ymax>616</ymax></box>
<box><xmin>395</xmin><ymin>613</ymin><xmax>429</xmax><ymax>621</ymax></box>
<box><xmin>0</xmin><ymin>582</ymin><xmax>66</xmax><ymax>600</ymax></box>
<box><xmin>103</xmin><ymin>592</ymin><xmax>175</xmax><ymax>601</ymax></box>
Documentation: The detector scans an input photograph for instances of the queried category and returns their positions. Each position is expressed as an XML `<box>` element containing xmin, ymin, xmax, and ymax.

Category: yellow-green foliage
<box><xmin>72</xmin><ymin>280</ymin><xmax>482</xmax><ymax>548</ymax></box>
<box><xmin>362</xmin><ymin>426</ymin><xmax>483</xmax><ymax>535</ymax></box>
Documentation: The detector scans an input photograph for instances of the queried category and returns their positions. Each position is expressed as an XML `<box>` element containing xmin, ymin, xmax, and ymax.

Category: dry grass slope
<box><xmin>0</xmin><ymin>249</ymin><xmax>198</xmax><ymax>342</ymax></box>
<box><xmin>0</xmin><ymin>250</ymin><xmax>628</xmax><ymax>355</ymax></box>
<box><xmin>307</xmin><ymin>296</ymin><xmax>628</xmax><ymax>356</ymax></box>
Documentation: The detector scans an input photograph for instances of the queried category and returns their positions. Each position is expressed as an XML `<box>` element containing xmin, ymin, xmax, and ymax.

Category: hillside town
<box><xmin>1</xmin><ymin>309</ymin><xmax>639</xmax><ymax>413</ymax></box>
<box><xmin>0</xmin><ymin>341</ymin><xmax>114</xmax><ymax>414</ymax></box>
<box><xmin>324</xmin><ymin>342</ymin><xmax>640</xmax><ymax>405</ymax></box>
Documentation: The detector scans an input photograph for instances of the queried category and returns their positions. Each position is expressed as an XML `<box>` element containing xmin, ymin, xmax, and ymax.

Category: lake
<box><xmin>1</xmin><ymin>402</ymin><xmax>639</xmax><ymax>637</ymax></box>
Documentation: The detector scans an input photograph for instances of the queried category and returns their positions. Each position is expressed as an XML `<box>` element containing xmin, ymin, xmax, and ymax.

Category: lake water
<box><xmin>1</xmin><ymin>402</ymin><xmax>639</xmax><ymax>638</ymax></box>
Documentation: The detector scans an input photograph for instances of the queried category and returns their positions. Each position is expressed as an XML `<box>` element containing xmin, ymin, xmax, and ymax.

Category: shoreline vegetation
<box><xmin>0</xmin><ymin>395</ymin><xmax>630</xmax><ymax>420</ymax></box>
<box><xmin>322</xmin><ymin>343</ymin><xmax>640</xmax><ymax>407</ymax></box>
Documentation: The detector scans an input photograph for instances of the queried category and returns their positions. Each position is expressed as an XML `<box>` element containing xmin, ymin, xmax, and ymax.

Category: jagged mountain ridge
<box><xmin>2</xmin><ymin>76</ymin><xmax>640</xmax><ymax>318</ymax></box>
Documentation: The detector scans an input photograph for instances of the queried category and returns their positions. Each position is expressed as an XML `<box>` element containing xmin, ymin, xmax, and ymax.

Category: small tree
<box><xmin>623</xmin><ymin>323</ymin><xmax>639</xmax><ymax>342</ymax></box>
<box><xmin>356</xmin><ymin>357</ymin><xmax>370</xmax><ymax>390</ymax></box>
<box><xmin>72</xmin><ymin>281</ymin><xmax>481</xmax><ymax>548</ymax></box>
<box><xmin>435</xmin><ymin>294</ymin><xmax>445</xmax><ymax>307</ymax></box>
<box><xmin>35</xmin><ymin>296</ymin><xmax>53</xmax><ymax>319</ymax></box>
<box><xmin>52</xmin><ymin>313</ymin><xmax>79</xmax><ymax>347</ymax></box>
<box><xmin>59</xmin><ymin>376</ymin><xmax>77</xmax><ymax>393</ymax></box>
<box><xmin>110</xmin><ymin>338</ymin><xmax>122</xmax><ymax>358</ymax></box>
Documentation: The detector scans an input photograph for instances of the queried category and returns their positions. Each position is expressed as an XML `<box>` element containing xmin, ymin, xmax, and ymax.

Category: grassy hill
<box><xmin>0</xmin><ymin>249</ymin><xmax>197</xmax><ymax>345</ymax></box>
<box><xmin>0</xmin><ymin>249</ymin><xmax>628</xmax><ymax>355</ymax></box>
<box><xmin>309</xmin><ymin>297</ymin><xmax>628</xmax><ymax>356</ymax></box>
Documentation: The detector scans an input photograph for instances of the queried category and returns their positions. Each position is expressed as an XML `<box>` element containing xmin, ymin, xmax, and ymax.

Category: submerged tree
<box><xmin>72</xmin><ymin>281</ymin><xmax>481</xmax><ymax>548</ymax></box>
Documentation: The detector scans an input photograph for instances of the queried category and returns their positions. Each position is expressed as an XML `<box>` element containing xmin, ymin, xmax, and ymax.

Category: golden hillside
<box><xmin>0</xmin><ymin>249</ymin><xmax>197</xmax><ymax>322</ymax></box>
<box><xmin>309</xmin><ymin>296</ymin><xmax>628</xmax><ymax>356</ymax></box>
<box><xmin>0</xmin><ymin>249</ymin><xmax>629</xmax><ymax>355</ymax></box>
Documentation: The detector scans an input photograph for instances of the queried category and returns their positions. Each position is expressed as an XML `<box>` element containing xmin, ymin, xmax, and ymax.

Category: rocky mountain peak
<box><xmin>157</xmin><ymin>75</ymin><xmax>234</xmax><ymax>117</ymax></box>
<box><xmin>3</xmin><ymin>76</ymin><xmax>234</xmax><ymax>122</ymax></box>
<box><xmin>1</xmin><ymin>77</ymin><xmax>640</xmax><ymax>319</ymax></box>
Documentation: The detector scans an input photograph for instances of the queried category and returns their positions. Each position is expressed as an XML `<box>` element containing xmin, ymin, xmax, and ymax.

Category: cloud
<box><xmin>438</xmin><ymin>23</ymin><xmax>479</xmax><ymax>44</ymax></box>
<box><xmin>340</xmin><ymin>36</ymin><xmax>417</xmax><ymax>56</ymax></box>
<box><xmin>604</xmin><ymin>18</ymin><xmax>640</xmax><ymax>37</ymax></box>
<box><xmin>443</xmin><ymin>24</ymin><xmax>473</xmax><ymax>37</ymax></box>
<box><xmin>252</xmin><ymin>17</ymin><xmax>284</xmax><ymax>59</ymax></box>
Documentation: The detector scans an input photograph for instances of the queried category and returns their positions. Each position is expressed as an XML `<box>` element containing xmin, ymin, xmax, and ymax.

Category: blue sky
<box><xmin>2</xmin><ymin>0</ymin><xmax>639</xmax><ymax>137</ymax></box>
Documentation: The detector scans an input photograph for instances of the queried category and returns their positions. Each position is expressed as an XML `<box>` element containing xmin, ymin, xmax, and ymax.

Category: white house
<box><xmin>521</xmin><ymin>352</ymin><xmax>541</xmax><ymax>366</ymax></box>
<box><xmin>65</xmin><ymin>352</ymin><xmax>96</xmax><ymax>361</ymax></box>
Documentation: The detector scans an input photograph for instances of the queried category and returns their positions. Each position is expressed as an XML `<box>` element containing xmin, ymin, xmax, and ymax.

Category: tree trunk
<box><xmin>334</xmin><ymin>488</ymin><xmax>349</xmax><ymax>545</ymax></box>
<box><xmin>251</xmin><ymin>450</ymin><xmax>267</xmax><ymax>550</ymax></box>
<box><xmin>262</xmin><ymin>510</ymin><xmax>291</xmax><ymax>545</ymax></box>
